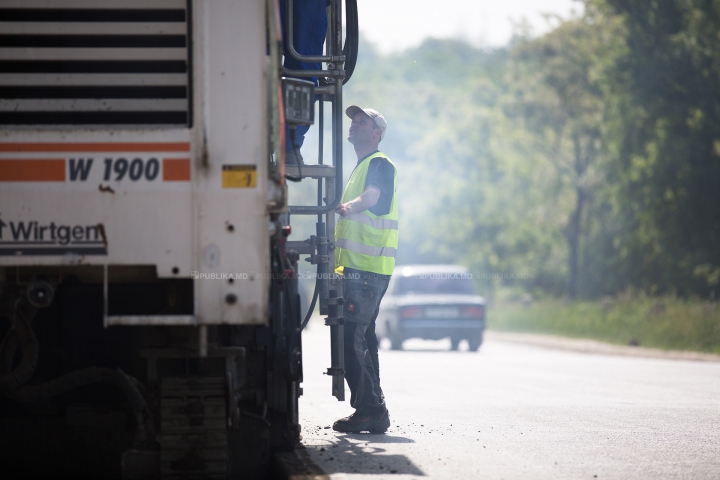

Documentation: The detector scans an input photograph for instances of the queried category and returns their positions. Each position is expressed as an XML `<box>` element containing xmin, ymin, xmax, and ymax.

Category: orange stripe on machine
<box><xmin>0</xmin><ymin>147</ymin><xmax>193</xmax><ymax>184</ymax></box>
<box><xmin>163</xmin><ymin>158</ymin><xmax>191</xmax><ymax>181</ymax></box>
<box><xmin>0</xmin><ymin>159</ymin><xmax>65</xmax><ymax>182</ymax></box>
<box><xmin>0</xmin><ymin>142</ymin><xmax>191</xmax><ymax>153</ymax></box>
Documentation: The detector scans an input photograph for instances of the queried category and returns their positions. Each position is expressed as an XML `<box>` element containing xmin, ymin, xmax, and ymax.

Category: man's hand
<box><xmin>336</xmin><ymin>185</ymin><xmax>381</xmax><ymax>217</ymax></box>
<box><xmin>335</xmin><ymin>203</ymin><xmax>351</xmax><ymax>216</ymax></box>
<box><xmin>329</xmin><ymin>196</ymin><xmax>352</xmax><ymax>217</ymax></box>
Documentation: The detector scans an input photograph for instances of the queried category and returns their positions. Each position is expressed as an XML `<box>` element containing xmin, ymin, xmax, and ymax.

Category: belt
<box><xmin>343</xmin><ymin>267</ymin><xmax>392</xmax><ymax>280</ymax></box>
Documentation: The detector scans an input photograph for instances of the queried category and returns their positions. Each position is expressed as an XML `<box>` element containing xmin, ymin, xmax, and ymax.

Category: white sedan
<box><xmin>377</xmin><ymin>265</ymin><xmax>486</xmax><ymax>351</ymax></box>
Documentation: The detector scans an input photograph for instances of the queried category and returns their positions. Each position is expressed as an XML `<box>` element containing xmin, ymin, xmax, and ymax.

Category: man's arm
<box><xmin>365</xmin><ymin>158</ymin><xmax>394</xmax><ymax>216</ymax></box>
<box><xmin>335</xmin><ymin>185</ymin><xmax>381</xmax><ymax>217</ymax></box>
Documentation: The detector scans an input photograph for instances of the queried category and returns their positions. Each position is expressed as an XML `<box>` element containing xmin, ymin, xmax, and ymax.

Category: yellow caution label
<box><xmin>222</xmin><ymin>164</ymin><xmax>256</xmax><ymax>188</ymax></box>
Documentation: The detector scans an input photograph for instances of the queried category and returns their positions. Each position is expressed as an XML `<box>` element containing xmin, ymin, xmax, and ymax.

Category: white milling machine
<box><xmin>0</xmin><ymin>1</ymin><xmax>357</xmax><ymax>478</ymax></box>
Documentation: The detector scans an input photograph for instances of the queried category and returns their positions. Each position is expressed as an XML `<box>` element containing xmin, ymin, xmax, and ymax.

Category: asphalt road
<box><xmin>298</xmin><ymin>317</ymin><xmax>720</xmax><ymax>479</ymax></box>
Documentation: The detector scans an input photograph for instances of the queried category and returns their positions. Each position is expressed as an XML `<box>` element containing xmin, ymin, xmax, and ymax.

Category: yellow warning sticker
<box><xmin>222</xmin><ymin>164</ymin><xmax>256</xmax><ymax>188</ymax></box>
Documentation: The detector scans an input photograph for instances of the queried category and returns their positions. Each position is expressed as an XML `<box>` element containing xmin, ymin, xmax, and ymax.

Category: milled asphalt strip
<box><xmin>486</xmin><ymin>329</ymin><xmax>720</xmax><ymax>362</ymax></box>
<box><xmin>273</xmin><ymin>446</ymin><xmax>331</xmax><ymax>480</ymax></box>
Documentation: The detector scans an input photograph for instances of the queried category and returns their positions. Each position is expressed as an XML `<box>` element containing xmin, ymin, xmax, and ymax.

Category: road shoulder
<box><xmin>486</xmin><ymin>330</ymin><xmax>720</xmax><ymax>362</ymax></box>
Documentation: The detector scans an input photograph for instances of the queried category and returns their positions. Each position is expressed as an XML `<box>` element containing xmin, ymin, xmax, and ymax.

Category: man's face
<box><xmin>348</xmin><ymin>112</ymin><xmax>380</xmax><ymax>145</ymax></box>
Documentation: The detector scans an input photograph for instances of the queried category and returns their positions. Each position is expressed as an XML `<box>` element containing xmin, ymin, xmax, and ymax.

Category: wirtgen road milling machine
<box><xmin>0</xmin><ymin>0</ymin><xmax>357</xmax><ymax>478</ymax></box>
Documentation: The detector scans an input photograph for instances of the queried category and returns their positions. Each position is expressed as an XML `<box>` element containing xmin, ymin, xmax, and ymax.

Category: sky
<box><xmin>356</xmin><ymin>0</ymin><xmax>584</xmax><ymax>53</ymax></box>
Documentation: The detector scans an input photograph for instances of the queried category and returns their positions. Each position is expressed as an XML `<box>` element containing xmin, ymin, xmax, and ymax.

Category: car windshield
<box><xmin>395</xmin><ymin>274</ymin><xmax>475</xmax><ymax>295</ymax></box>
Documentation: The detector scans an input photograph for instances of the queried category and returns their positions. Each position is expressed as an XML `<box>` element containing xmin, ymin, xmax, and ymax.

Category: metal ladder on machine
<box><xmin>282</xmin><ymin>0</ymin><xmax>359</xmax><ymax>403</ymax></box>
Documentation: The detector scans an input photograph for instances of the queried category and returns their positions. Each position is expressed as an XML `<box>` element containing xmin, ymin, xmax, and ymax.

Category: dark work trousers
<box><xmin>342</xmin><ymin>268</ymin><xmax>391</xmax><ymax>415</ymax></box>
<box><xmin>279</xmin><ymin>0</ymin><xmax>327</xmax><ymax>149</ymax></box>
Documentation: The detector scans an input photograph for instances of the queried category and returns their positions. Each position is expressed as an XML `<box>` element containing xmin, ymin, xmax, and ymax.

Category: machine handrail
<box><xmin>286</xmin><ymin>0</ymin><xmax>345</xmax><ymax>64</ymax></box>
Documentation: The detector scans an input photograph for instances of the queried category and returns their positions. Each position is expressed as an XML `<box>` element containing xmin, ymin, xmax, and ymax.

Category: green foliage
<box><xmin>600</xmin><ymin>0</ymin><xmax>720</xmax><ymax>296</ymax></box>
<box><xmin>490</xmin><ymin>295</ymin><xmax>720</xmax><ymax>354</ymax></box>
<box><xmin>298</xmin><ymin>0</ymin><xmax>720</xmax><ymax>301</ymax></box>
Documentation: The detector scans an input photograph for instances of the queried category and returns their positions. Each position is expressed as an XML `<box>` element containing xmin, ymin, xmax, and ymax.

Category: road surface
<box><xmin>298</xmin><ymin>317</ymin><xmax>720</xmax><ymax>479</ymax></box>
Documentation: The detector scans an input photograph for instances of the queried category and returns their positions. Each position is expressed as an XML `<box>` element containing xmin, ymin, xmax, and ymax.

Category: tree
<box><xmin>600</xmin><ymin>0</ymin><xmax>720</xmax><ymax>296</ymax></box>
<box><xmin>508</xmin><ymin>8</ymin><xmax>626</xmax><ymax>298</ymax></box>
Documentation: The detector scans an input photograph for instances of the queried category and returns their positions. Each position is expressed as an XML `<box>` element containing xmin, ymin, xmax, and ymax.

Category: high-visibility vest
<box><xmin>335</xmin><ymin>152</ymin><xmax>398</xmax><ymax>275</ymax></box>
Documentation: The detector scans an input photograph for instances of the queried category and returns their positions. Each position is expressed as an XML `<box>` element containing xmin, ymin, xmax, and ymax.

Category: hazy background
<box><xmin>357</xmin><ymin>0</ymin><xmax>581</xmax><ymax>52</ymax></box>
<box><xmin>289</xmin><ymin>0</ymin><xmax>720</xmax><ymax>316</ymax></box>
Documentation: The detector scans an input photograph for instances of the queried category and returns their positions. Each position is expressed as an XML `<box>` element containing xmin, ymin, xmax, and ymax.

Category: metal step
<box><xmin>285</xmin><ymin>164</ymin><xmax>335</xmax><ymax>179</ymax></box>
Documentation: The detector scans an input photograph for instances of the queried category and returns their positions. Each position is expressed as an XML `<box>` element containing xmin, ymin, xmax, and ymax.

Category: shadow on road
<box><xmin>341</xmin><ymin>433</ymin><xmax>415</xmax><ymax>444</ymax></box>
<box><xmin>385</xmin><ymin>347</ymin><xmax>483</xmax><ymax>354</ymax></box>
<box><xmin>304</xmin><ymin>434</ymin><xmax>425</xmax><ymax>476</ymax></box>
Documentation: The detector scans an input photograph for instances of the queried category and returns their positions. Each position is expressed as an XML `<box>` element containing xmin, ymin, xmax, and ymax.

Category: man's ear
<box><xmin>372</xmin><ymin>128</ymin><xmax>382</xmax><ymax>143</ymax></box>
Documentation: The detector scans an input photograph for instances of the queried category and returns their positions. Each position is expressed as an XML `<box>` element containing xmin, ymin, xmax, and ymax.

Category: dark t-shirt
<box><xmin>356</xmin><ymin>151</ymin><xmax>395</xmax><ymax>216</ymax></box>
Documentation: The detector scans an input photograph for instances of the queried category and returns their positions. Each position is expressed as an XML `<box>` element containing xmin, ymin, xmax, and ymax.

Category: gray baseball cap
<box><xmin>345</xmin><ymin>105</ymin><xmax>387</xmax><ymax>140</ymax></box>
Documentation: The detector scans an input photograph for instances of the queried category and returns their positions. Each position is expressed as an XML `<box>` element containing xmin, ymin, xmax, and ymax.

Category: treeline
<box><xmin>340</xmin><ymin>0</ymin><xmax>720</xmax><ymax>300</ymax></box>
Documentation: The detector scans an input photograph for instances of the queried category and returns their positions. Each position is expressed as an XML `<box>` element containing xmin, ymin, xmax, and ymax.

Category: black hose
<box><xmin>342</xmin><ymin>0</ymin><xmax>359</xmax><ymax>85</ymax></box>
<box><xmin>318</xmin><ymin>0</ymin><xmax>358</xmax><ymax>88</ymax></box>
<box><xmin>242</xmin><ymin>401</ymin><xmax>270</xmax><ymax>426</ymax></box>
<box><xmin>7</xmin><ymin>366</ymin><xmax>145</xmax><ymax>407</ymax></box>
<box><xmin>276</xmin><ymin>246</ymin><xmax>299</xmax><ymax>327</ymax></box>
<box><xmin>301</xmin><ymin>280</ymin><xmax>319</xmax><ymax>331</ymax></box>
<box><xmin>0</xmin><ymin>328</ymin><xmax>20</xmax><ymax>374</ymax></box>
<box><xmin>301</xmin><ymin>96</ymin><xmax>323</xmax><ymax>330</ymax></box>
<box><xmin>317</xmin><ymin>98</ymin><xmax>324</xmax><ymax>220</ymax></box>
<box><xmin>6</xmin><ymin>366</ymin><xmax>154</xmax><ymax>447</ymax></box>
<box><xmin>278</xmin><ymin>244</ymin><xmax>316</xmax><ymax>331</ymax></box>
<box><xmin>0</xmin><ymin>304</ymin><xmax>39</xmax><ymax>393</ymax></box>
<box><xmin>285</xmin><ymin>128</ymin><xmax>303</xmax><ymax>182</ymax></box>
<box><xmin>0</xmin><ymin>297</ymin><xmax>154</xmax><ymax>448</ymax></box>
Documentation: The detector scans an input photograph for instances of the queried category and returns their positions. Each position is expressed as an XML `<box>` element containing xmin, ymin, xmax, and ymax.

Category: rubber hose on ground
<box><xmin>7</xmin><ymin>366</ymin><xmax>153</xmax><ymax>447</ymax></box>
<box><xmin>0</xmin><ymin>312</ymin><xmax>39</xmax><ymax>393</ymax></box>
<box><xmin>0</xmin><ymin>328</ymin><xmax>20</xmax><ymax>374</ymax></box>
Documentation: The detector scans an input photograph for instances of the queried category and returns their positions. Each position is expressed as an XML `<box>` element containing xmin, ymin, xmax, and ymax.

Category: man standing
<box><xmin>332</xmin><ymin>106</ymin><xmax>398</xmax><ymax>433</ymax></box>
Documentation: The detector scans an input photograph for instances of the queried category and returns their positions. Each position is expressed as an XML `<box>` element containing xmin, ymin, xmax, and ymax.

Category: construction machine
<box><xmin>0</xmin><ymin>0</ymin><xmax>356</xmax><ymax>477</ymax></box>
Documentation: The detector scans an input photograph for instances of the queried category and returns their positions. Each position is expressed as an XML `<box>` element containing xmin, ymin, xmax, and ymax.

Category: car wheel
<box><xmin>468</xmin><ymin>332</ymin><xmax>483</xmax><ymax>352</ymax></box>
<box><xmin>390</xmin><ymin>335</ymin><xmax>404</xmax><ymax>351</ymax></box>
<box><xmin>450</xmin><ymin>336</ymin><xmax>461</xmax><ymax>351</ymax></box>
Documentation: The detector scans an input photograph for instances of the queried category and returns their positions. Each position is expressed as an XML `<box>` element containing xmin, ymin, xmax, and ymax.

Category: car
<box><xmin>377</xmin><ymin>265</ymin><xmax>486</xmax><ymax>351</ymax></box>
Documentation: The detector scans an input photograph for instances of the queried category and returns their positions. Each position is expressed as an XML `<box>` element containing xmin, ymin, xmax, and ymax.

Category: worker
<box><xmin>332</xmin><ymin>106</ymin><xmax>398</xmax><ymax>433</ymax></box>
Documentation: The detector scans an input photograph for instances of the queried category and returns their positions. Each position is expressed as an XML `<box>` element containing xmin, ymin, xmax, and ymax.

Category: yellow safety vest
<box><xmin>335</xmin><ymin>152</ymin><xmax>398</xmax><ymax>275</ymax></box>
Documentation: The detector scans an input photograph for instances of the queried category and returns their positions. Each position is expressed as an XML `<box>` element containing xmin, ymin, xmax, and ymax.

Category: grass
<box><xmin>488</xmin><ymin>294</ymin><xmax>720</xmax><ymax>354</ymax></box>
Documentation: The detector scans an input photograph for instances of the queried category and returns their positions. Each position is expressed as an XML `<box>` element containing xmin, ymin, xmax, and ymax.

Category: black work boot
<box><xmin>332</xmin><ymin>409</ymin><xmax>390</xmax><ymax>434</ymax></box>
